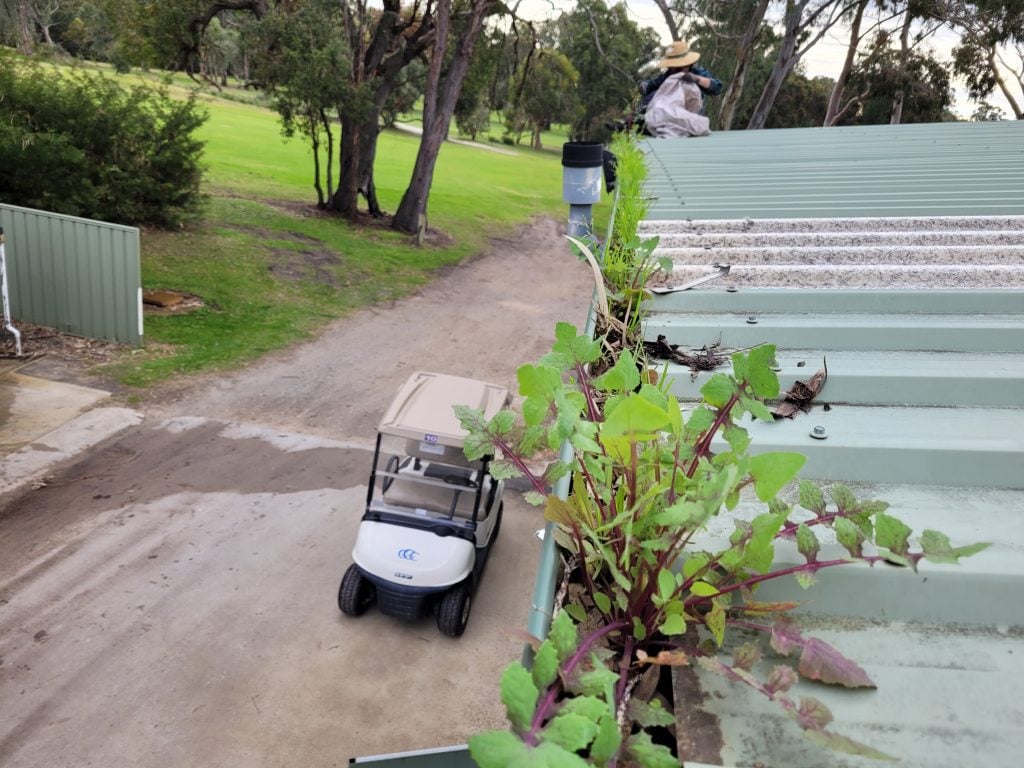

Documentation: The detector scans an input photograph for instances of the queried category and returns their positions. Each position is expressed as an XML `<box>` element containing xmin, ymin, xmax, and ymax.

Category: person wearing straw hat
<box><xmin>607</xmin><ymin>41</ymin><xmax>722</xmax><ymax>135</ymax></box>
<box><xmin>642</xmin><ymin>40</ymin><xmax>721</xmax><ymax>138</ymax></box>
<box><xmin>639</xmin><ymin>40</ymin><xmax>722</xmax><ymax>118</ymax></box>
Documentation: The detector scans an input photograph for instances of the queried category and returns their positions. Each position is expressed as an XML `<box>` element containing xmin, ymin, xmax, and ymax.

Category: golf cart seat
<box><xmin>382</xmin><ymin>474</ymin><xmax>482</xmax><ymax>520</ymax></box>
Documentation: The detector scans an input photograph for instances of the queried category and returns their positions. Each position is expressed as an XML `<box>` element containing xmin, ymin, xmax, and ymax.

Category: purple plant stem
<box><xmin>526</xmin><ymin>620</ymin><xmax>629</xmax><ymax>746</ymax></box>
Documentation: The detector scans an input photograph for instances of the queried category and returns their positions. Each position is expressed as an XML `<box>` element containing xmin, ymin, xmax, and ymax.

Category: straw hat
<box><xmin>658</xmin><ymin>40</ymin><xmax>700</xmax><ymax>68</ymax></box>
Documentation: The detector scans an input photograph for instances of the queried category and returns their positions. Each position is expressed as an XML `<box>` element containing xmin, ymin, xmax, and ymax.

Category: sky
<box><xmin>516</xmin><ymin>0</ymin><xmax>1015</xmax><ymax>119</ymax></box>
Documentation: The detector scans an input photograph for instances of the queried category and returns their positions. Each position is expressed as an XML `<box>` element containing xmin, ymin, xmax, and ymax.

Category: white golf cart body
<box><xmin>342</xmin><ymin>372</ymin><xmax>509</xmax><ymax>635</ymax></box>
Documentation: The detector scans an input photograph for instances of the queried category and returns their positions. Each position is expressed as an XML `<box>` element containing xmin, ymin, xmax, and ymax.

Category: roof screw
<box><xmin>746</xmin><ymin>316</ymin><xmax>758</xmax><ymax>324</ymax></box>
<box><xmin>810</xmin><ymin>425</ymin><xmax>828</xmax><ymax>440</ymax></box>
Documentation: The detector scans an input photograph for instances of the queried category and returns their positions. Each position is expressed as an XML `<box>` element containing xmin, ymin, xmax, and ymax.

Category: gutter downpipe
<box><xmin>524</xmin><ymin>143</ymin><xmax>617</xmax><ymax>659</ymax></box>
<box><xmin>0</xmin><ymin>228</ymin><xmax>23</xmax><ymax>358</ymax></box>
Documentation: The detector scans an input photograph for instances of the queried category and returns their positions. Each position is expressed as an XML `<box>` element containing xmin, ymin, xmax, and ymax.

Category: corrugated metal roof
<box><xmin>633</xmin><ymin>121</ymin><xmax>1024</xmax><ymax>766</ymax></box>
<box><xmin>641</xmin><ymin>121</ymin><xmax>1024</xmax><ymax>220</ymax></box>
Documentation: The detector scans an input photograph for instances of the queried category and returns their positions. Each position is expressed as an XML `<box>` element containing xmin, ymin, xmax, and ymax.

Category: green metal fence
<box><xmin>0</xmin><ymin>203</ymin><xmax>142</xmax><ymax>346</ymax></box>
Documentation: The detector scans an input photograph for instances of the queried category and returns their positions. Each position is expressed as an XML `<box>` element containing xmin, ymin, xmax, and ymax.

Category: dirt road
<box><xmin>0</xmin><ymin>217</ymin><xmax>593</xmax><ymax>767</ymax></box>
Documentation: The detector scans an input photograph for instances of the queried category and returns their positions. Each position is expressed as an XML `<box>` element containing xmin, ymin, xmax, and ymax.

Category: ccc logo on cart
<box><xmin>397</xmin><ymin>548</ymin><xmax>420</xmax><ymax>562</ymax></box>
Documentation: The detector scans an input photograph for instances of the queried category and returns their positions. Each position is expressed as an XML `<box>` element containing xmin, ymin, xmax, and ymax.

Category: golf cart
<box><xmin>338</xmin><ymin>371</ymin><xmax>510</xmax><ymax>637</ymax></box>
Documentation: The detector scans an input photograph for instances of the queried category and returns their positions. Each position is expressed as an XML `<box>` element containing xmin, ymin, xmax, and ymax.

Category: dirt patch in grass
<box><xmin>267</xmin><ymin>247</ymin><xmax>343</xmax><ymax>286</ymax></box>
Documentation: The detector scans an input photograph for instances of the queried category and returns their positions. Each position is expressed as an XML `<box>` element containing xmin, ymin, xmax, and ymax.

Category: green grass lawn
<box><xmin>86</xmin><ymin>72</ymin><xmax>611</xmax><ymax>387</ymax></box>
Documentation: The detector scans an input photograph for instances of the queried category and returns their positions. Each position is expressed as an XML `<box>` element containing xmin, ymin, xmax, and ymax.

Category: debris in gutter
<box><xmin>773</xmin><ymin>359</ymin><xmax>828</xmax><ymax>419</ymax></box>
<box><xmin>644</xmin><ymin>335</ymin><xmax>729</xmax><ymax>376</ymax></box>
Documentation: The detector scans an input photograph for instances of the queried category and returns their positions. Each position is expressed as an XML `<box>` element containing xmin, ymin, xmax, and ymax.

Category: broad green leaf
<box><xmin>561</xmin><ymin>695</ymin><xmax>608</xmax><ymax>721</ymax></box>
<box><xmin>627</xmin><ymin>698</ymin><xmax>676</xmax><ymax>728</ymax></box>
<box><xmin>545</xmin><ymin>497</ymin><xmax>576</xmax><ymax>526</ymax></box>
<box><xmin>796</xmin><ymin>523</ymin><xmax>819</xmax><ymax>563</ymax></box>
<box><xmin>746</xmin><ymin>344</ymin><xmax>781</xmax><ymax>398</ymax></box>
<box><xmin>724</xmin><ymin>424</ymin><xmax>751</xmax><ymax>454</ymax></box>
<box><xmin>563</xmin><ymin>602</ymin><xmax>587</xmax><ymax>624</ymax></box>
<box><xmin>706</xmin><ymin>600</ymin><xmax>726</xmax><ymax>646</ymax></box>
<box><xmin>741</xmin><ymin>395</ymin><xmax>776</xmax><ymax>422</ymax></box>
<box><xmin>524</xmin><ymin>491</ymin><xmax>547</xmax><ymax>507</ymax></box>
<box><xmin>601</xmin><ymin>394</ymin><xmax>671</xmax><ymax>439</ymax></box>
<box><xmin>468</xmin><ymin>730</ymin><xmax>528</xmax><ymax>768</ymax></box>
<box><xmin>491</xmin><ymin>409</ymin><xmax>516</xmax><ymax>434</ymax></box>
<box><xmin>749</xmin><ymin>452</ymin><xmax>806</xmax><ymax>502</ymax></box>
<box><xmin>589</xmin><ymin>713</ymin><xmax>621</xmax><ymax>765</ymax></box>
<box><xmin>920</xmin><ymin>529</ymin><xmax>990</xmax><ymax>564</ymax></box>
<box><xmin>654</xmin><ymin>500</ymin><xmax>702</xmax><ymax>527</ymax></box>
<box><xmin>518</xmin><ymin>363</ymin><xmax>561</xmax><ymax>398</ymax></box>
<box><xmin>520</xmin><ymin>740</ymin><xmax>592</xmax><ymax>767</ymax></box>
<box><xmin>657</xmin><ymin>569</ymin><xmax>678</xmax><ymax>602</ymax></box>
<box><xmin>685</xmin><ymin>405</ymin><xmax>716</xmax><ymax>435</ymax></box>
<box><xmin>578</xmin><ymin>654</ymin><xmax>619</xmax><ymax>697</ymax></box>
<box><xmin>875</xmin><ymin>512</ymin><xmax>912</xmax><ymax>556</ymax></box>
<box><xmin>593</xmin><ymin>591</ymin><xmax>612</xmax><ymax>615</ymax></box>
<box><xmin>500</xmin><ymin>663</ymin><xmax>539</xmax><ymax>731</ymax></box>
<box><xmin>490</xmin><ymin>460</ymin><xmax>523</xmax><ymax>480</ymax></box>
<box><xmin>626</xmin><ymin>731</ymin><xmax>678</xmax><ymax>768</ymax></box>
<box><xmin>829</xmin><ymin>483</ymin><xmax>857</xmax><ymax>512</ymax></box>
<box><xmin>666</xmin><ymin>394</ymin><xmax>684</xmax><ymax>437</ymax></box>
<box><xmin>731</xmin><ymin>350</ymin><xmax>749</xmax><ymax>382</ymax></box>
<box><xmin>532</xmin><ymin>640</ymin><xmax>560</xmax><ymax>690</ymax></box>
<box><xmin>632</xmin><ymin>616</ymin><xmax>647</xmax><ymax>641</ymax></box>
<box><xmin>701</xmin><ymin>373</ymin><xmax>736</xmax><ymax>408</ymax></box>
<box><xmin>592</xmin><ymin>349</ymin><xmax>640</xmax><ymax>393</ymax></box>
<box><xmin>549</xmin><ymin>610</ymin><xmax>578</xmax><ymax>660</ymax></box>
<box><xmin>659</xmin><ymin>613</ymin><xmax>686</xmax><ymax>636</ymax></box>
<box><xmin>798</xmin><ymin>480</ymin><xmax>826</xmax><ymax>514</ymax></box>
<box><xmin>689</xmin><ymin>581</ymin><xmax>719</xmax><ymax>597</ymax></box>
<box><xmin>541</xmin><ymin>712</ymin><xmax>599</xmax><ymax>753</ymax></box>
<box><xmin>834</xmin><ymin>517</ymin><xmax>865</xmax><ymax>558</ymax></box>
<box><xmin>682</xmin><ymin>553</ymin><xmax>710</xmax><ymax>579</ymax></box>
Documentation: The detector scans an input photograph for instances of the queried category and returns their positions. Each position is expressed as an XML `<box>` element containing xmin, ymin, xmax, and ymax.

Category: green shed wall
<box><xmin>0</xmin><ymin>203</ymin><xmax>142</xmax><ymax>346</ymax></box>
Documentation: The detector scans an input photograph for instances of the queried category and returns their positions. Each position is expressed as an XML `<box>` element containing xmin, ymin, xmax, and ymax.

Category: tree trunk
<box><xmin>718</xmin><ymin>0</ymin><xmax>771</xmax><ymax>131</ymax></box>
<box><xmin>16</xmin><ymin>0</ymin><xmax>34</xmax><ymax>54</ymax></box>
<box><xmin>747</xmin><ymin>0</ymin><xmax>850</xmax><ymax>130</ymax></box>
<box><xmin>890</xmin><ymin>8</ymin><xmax>913</xmax><ymax>125</ymax></box>
<box><xmin>825</xmin><ymin>0</ymin><xmax>868</xmax><ymax>126</ymax></box>
<box><xmin>747</xmin><ymin>1</ymin><xmax>806</xmax><ymax>130</ymax></box>
<box><xmin>393</xmin><ymin>0</ymin><xmax>493</xmax><ymax>235</ymax></box>
<box><xmin>532</xmin><ymin>124</ymin><xmax>542</xmax><ymax>150</ymax></box>
<box><xmin>988</xmin><ymin>46</ymin><xmax>1024</xmax><ymax>119</ymax></box>
<box><xmin>330</xmin><ymin>113</ymin><xmax>363</xmax><ymax>219</ymax></box>
<box><xmin>651</xmin><ymin>0</ymin><xmax>680</xmax><ymax>41</ymax></box>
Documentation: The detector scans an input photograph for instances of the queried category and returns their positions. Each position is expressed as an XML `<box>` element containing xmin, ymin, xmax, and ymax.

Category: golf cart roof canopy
<box><xmin>378</xmin><ymin>371</ymin><xmax>510</xmax><ymax>449</ymax></box>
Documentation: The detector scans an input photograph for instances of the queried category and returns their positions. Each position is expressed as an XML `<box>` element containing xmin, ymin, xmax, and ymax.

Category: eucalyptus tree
<box><xmin>938</xmin><ymin>0</ymin><xmax>1024</xmax><ymax>119</ymax></box>
<box><xmin>519</xmin><ymin>50</ymin><xmax>581</xmax><ymax>149</ymax></box>
<box><xmin>746</xmin><ymin>1</ymin><xmax>862</xmax><ymax>129</ymax></box>
<box><xmin>556</xmin><ymin>0</ymin><xmax>661</xmax><ymax>140</ymax></box>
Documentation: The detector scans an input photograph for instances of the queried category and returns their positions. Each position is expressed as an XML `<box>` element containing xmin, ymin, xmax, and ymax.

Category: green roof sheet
<box><xmin>641</xmin><ymin>120</ymin><xmax>1024</xmax><ymax>220</ymax></box>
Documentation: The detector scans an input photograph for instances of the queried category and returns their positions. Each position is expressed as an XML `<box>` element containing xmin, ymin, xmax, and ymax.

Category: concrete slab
<box><xmin>0</xmin><ymin>406</ymin><xmax>143</xmax><ymax>497</ymax></box>
<box><xmin>0</xmin><ymin>372</ymin><xmax>111</xmax><ymax>454</ymax></box>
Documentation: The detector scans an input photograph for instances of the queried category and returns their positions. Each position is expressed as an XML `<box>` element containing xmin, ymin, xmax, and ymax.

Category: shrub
<box><xmin>0</xmin><ymin>52</ymin><xmax>207</xmax><ymax>228</ymax></box>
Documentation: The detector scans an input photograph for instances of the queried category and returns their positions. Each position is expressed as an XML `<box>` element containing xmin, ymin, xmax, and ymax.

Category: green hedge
<box><xmin>0</xmin><ymin>53</ymin><xmax>207</xmax><ymax>228</ymax></box>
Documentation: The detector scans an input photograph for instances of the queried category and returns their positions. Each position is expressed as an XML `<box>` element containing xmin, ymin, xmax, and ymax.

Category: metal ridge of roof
<box><xmin>640</xmin><ymin>120</ymin><xmax>1024</xmax><ymax>221</ymax></box>
<box><xmin>638</xmin><ymin>120</ymin><xmax>1024</xmax><ymax>766</ymax></box>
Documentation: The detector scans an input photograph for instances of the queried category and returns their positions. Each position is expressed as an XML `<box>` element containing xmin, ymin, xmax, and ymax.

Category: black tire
<box><xmin>338</xmin><ymin>564</ymin><xmax>375</xmax><ymax>616</ymax></box>
<box><xmin>436</xmin><ymin>581</ymin><xmax>472</xmax><ymax>637</ymax></box>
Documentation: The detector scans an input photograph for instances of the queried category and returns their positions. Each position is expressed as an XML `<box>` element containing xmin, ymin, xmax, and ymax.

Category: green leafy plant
<box><xmin>460</xmin><ymin>323</ymin><xmax>987</xmax><ymax>765</ymax></box>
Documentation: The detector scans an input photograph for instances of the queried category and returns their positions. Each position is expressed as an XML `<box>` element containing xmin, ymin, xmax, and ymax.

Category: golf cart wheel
<box><xmin>338</xmin><ymin>564</ymin><xmax>375</xmax><ymax>616</ymax></box>
<box><xmin>437</xmin><ymin>581</ymin><xmax>472</xmax><ymax>638</ymax></box>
